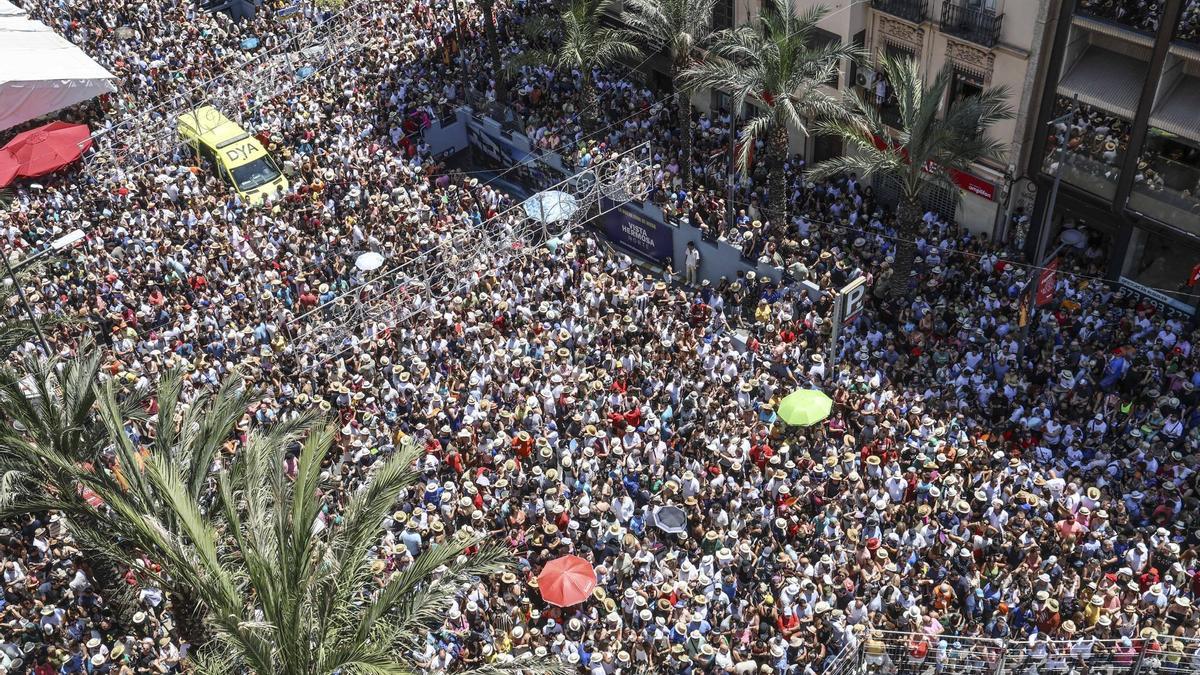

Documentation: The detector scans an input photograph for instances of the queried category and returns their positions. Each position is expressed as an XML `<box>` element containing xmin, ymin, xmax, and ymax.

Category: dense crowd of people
<box><xmin>3</xmin><ymin>0</ymin><xmax>1200</xmax><ymax>674</ymax></box>
<box><xmin>1077</xmin><ymin>0</ymin><xmax>1164</xmax><ymax>33</ymax></box>
<box><xmin>1182</xmin><ymin>0</ymin><xmax>1200</xmax><ymax>43</ymax></box>
<box><xmin>1042</xmin><ymin>97</ymin><xmax>1130</xmax><ymax>180</ymax></box>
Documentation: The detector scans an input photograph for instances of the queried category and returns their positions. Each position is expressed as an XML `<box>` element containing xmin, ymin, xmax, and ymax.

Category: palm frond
<box><xmin>812</xmin><ymin>53</ymin><xmax>1013</xmax><ymax>202</ymax></box>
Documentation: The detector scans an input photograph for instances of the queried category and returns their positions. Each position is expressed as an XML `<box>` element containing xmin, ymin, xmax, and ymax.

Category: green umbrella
<box><xmin>777</xmin><ymin>389</ymin><xmax>833</xmax><ymax>426</ymax></box>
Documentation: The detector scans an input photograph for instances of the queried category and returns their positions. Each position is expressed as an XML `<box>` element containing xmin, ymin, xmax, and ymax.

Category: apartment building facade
<box><xmin>1025</xmin><ymin>0</ymin><xmax>1200</xmax><ymax>317</ymax></box>
<box><xmin>697</xmin><ymin>0</ymin><xmax>1052</xmax><ymax>236</ymax></box>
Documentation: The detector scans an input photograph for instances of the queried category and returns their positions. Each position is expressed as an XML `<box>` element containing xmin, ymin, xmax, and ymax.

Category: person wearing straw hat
<box><xmin>4</xmin><ymin>2</ymin><xmax>1200</xmax><ymax>670</ymax></box>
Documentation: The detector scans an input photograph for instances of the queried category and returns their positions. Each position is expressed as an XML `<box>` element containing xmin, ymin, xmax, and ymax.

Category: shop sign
<box><xmin>1118</xmin><ymin>276</ymin><xmax>1196</xmax><ymax>317</ymax></box>
<box><xmin>872</xmin><ymin>136</ymin><xmax>996</xmax><ymax>200</ymax></box>
<box><xmin>950</xmin><ymin>169</ymin><xmax>997</xmax><ymax>201</ymax></box>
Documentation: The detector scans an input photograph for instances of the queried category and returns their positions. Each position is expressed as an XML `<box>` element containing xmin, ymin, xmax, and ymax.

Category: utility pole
<box><xmin>2</xmin><ymin>254</ymin><xmax>50</xmax><ymax>356</ymax></box>
<box><xmin>1018</xmin><ymin>99</ymin><xmax>1076</xmax><ymax>363</ymax></box>
<box><xmin>1033</xmin><ymin>96</ymin><xmax>1077</xmax><ymax>265</ymax></box>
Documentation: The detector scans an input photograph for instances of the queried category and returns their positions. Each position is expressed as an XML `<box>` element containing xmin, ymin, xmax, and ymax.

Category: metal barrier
<box><xmin>848</xmin><ymin>630</ymin><xmax>1200</xmax><ymax>675</ymax></box>
<box><xmin>826</xmin><ymin>640</ymin><xmax>863</xmax><ymax>675</ymax></box>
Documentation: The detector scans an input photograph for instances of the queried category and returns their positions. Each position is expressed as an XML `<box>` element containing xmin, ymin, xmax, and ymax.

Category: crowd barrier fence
<box><xmin>817</xmin><ymin>630</ymin><xmax>1200</xmax><ymax>675</ymax></box>
<box><xmin>424</xmin><ymin>108</ymin><xmax>786</xmax><ymax>285</ymax></box>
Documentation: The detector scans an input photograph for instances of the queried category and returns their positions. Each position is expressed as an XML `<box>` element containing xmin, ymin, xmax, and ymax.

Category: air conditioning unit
<box><xmin>854</xmin><ymin>67</ymin><xmax>875</xmax><ymax>89</ymax></box>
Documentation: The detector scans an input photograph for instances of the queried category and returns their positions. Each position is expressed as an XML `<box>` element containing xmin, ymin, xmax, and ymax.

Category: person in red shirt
<box><xmin>776</xmin><ymin>606</ymin><xmax>800</xmax><ymax>638</ymax></box>
<box><xmin>444</xmin><ymin>447</ymin><xmax>464</xmax><ymax>475</ymax></box>
<box><xmin>750</xmin><ymin>441</ymin><xmax>773</xmax><ymax>469</ymax></box>
<box><xmin>511</xmin><ymin>431</ymin><xmax>533</xmax><ymax>461</ymax></box>
<box><xmin>623</xmin><ymin>405</ymin><xmax>642</xmax><ymax>429</ymax></box>
<box><xmin>607</xmin><ymin>410</ymin><xmax>627</xmax><ymax>435</ymax></box>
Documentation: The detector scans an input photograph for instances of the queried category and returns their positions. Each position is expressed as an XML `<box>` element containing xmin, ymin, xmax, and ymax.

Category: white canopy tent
<box><xmin>0</xmin><ymin>0</ymin><xmax>117</xmax><ymax>131</ymax></box>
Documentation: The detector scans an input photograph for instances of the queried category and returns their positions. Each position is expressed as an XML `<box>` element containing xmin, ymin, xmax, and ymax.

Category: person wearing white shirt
<box><xmin>886</xmin><ymin>471</ymin><xmax>908</xmax><ymax>503</ymax></box>
<box><xmin>985</xmin><ymin>501</ymin><xmax>1009</xmax><ymax>531</ymax></box>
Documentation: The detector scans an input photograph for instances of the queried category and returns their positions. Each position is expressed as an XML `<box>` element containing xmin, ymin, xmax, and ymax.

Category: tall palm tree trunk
<box><xmin>172</xmin><ymin>588</ymin><xmax>212</xmax><ymax>648</ymax></box>
<box><xmin>767</xmin><ymin>123</ymin><xmax>789</xmax><ymax>227</ymax></box>
<box><xmin>889</xmin><ymin>195</ymin><xmax>922</xmax><ymax>299</ymax></box>
<box><xmin>580</xmin><ymin>72</ymin><xmax>599</xmax><ymax>133</ymax></box>
<box><xmin>673</xmin><ymin>65</ymin><xmax>692</xmax><ymax>184</ymax></box>
<box><xmin>479</xmin><ymin>0</ymin><xmax>508</xmax><ymax>111</ymax></box>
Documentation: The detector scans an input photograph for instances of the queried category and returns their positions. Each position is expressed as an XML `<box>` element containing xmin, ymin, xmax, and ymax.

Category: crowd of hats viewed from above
<box><xmin>1</xmin><ymin>0</ymin><xmax>1200</xmax><ymax>674</ymax></box>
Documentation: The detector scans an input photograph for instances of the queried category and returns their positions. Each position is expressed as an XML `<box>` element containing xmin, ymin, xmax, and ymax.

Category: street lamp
<box><xmin>1017</xmin><ymin>99</ymin><xmax>1078</xmax><ymax>362</ymax></box>
<box><xmin>1033</xmin><ymin>96</ymin><xmax>1078</xmax><ymax>265</ymax></box>
<box><xmin>2</xmin><ymin>228</ymin><xmax>86</xmax><ymax>356</ymax></box>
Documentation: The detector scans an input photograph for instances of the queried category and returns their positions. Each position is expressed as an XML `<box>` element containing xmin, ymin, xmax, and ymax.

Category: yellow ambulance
<box><xmin>178</xmin><ymin>106</ymin><xmax>287</xmax><ymax>206</ymax></box>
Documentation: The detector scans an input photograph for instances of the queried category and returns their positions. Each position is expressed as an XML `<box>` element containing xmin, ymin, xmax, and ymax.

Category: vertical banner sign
<box><xmin>829</xmin><ymin>277</ymin><xmax>868</xmax><ymax>365</ymax></box>
<box><xmin>1035</xmin><ymin>258</ymin><xmax>1059</xmax><ymax>307</ymax></box>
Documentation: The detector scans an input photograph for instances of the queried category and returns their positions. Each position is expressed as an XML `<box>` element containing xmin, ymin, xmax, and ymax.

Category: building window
<box><xmin>1121</xmin><ymin>226</ymin><xmax>1200</xmax><ymax>314</ymax></box>
<box><xmin>882</xmin><ymin>42</ymin><xmax>917</xmax><ymax>65</ymax></box>
<box><xmin>711</xmin><ymin>89</ymin><xmax>731</xmax><ymax>117</ymax></box>
<box><xmin>1178</xmin><ymin>0</ymin><xmax>1200</xmax><ymax>45</ymax></box>
<box><xmin>713</xmin><ymin>0</ymin><xmax>733</xmax><ymax>31</ymax></box>
<box><xmin>948</xmin><ymin>67</ymin><xmax>984</xmax><ymax>107</ymax></box>
<box><xmin>1041</xmin><ymin>95</ymin><xmax>1130</xmax><ymax>200</ymax></box>
<box><xmin>1128</xmin><ymin>127</ymin><xmax>1200</xmax><ymax>236</ymax></box>
<box><xmin>1076</xmin><ymin>0</ymin><xmax>1164</xmax><ymax>35</ymax></box>
<box><xmin>811</xmin><ymin>27</ymin><xmax>843</xmax><ymax>89</ymax></box>
<box><xmin>848</xmin><ymin>30</ymin><xmax>867</xmax><ymax>90</ymax></box>
<box><xmin>877</xmin><ymin>43</ymin><xmax>917</xmax><ymax>128</ymax></box>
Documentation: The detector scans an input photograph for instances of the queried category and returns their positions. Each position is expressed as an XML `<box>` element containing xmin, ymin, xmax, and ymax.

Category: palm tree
<box><xmin>0</xmin><ymin>352</ymin><xmax>111</xmax><ymax>511</ymax></box>
<box><xmin>529</xmin><ymin>0</ymin><xmax>642</xmax><ymax>132</ymax></box>
<box><xmin>622</xmin><ymin>0</ymin><xmax>717</xmax><ymax>181</ymax></box>
<box><xmin>0</xmin><ymin>356</ymin><xmax>304</xmax><ymax>646</ymax></box>
<box><xmin>682</xmin><ymin>0</ymin><xmax>859</xmax><ymax>228</ymax></box>
<box><xmin>86</xmin><ymin>420</ymin><xmax>559</xmax><ymax>674</ymax></box>
<box><xmin>0</xmin><ymin>257</ymin><xmax>68</xmax><ymax>358</ymax></box>
<box><xmin>809</xmin><ymin>53</ymin><xmax>1013</xmax><ymax>298</ymax></box>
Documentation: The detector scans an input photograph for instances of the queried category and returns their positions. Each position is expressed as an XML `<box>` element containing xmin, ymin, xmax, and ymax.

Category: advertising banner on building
<box><xmin>602</xmin><ymin>201</ymin><xmax>673</xmax><ymax>262</ymax></box>
<box><xmin>1119</xmin><ymin>277</ymin><xmax>1196</xmax><ymax>317</ymax></box>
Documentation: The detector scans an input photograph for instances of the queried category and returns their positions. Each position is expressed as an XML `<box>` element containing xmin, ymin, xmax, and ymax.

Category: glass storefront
<box><xmin>1042</xmin><ymin>96</ymin><xmax>1130</xmax><ymax>200</ymax></box>
<box><xmin>1121</xmin><ymin>226</ymin><xmax>1200</xmax><ymax>313</ymax></box>
<box><xmin>1127</xmin><ymin>128</ymin><xmax>1200</xmax><ymax>236</ymax></box>
<box><xmin>1040</xmin><ymin>208</ymin><xmax>1113</xmax><ymax>275</ymax></box>
<box><xmin>1076</xmin><ymin>0</ymin><xmax>1164</xmax><ymax>35</ymax></box>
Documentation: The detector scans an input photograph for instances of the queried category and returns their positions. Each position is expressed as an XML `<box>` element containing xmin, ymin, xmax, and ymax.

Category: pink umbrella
<box><xmin>2</xmin><ymin>121</ymin><xmax>92</xmax><ymax>178</ymax></box>
<box><xmin>0</xmin><ymin>150</ymin><xmax>18</xmax><ymax>188</ymax></box>
<box><xmin>537</xmin><ymin>555</ymin><xmax>597</xmax><ymax>607</ymax></box>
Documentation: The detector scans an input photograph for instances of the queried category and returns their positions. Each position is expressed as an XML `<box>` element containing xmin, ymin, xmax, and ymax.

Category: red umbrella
<box><xmin>537</xmin><ymin>555</ymin><xmax>596</xmax><ymax>607</ymax></box>
<box><xmin>0</xmin><ymin>150</ymin><xmax>18</xmax><ymax>188</ymax></box>
<box><xmin>2</xmin><ymin>121</ymin><xmax>92</xmax><ymax>178</ymax></box>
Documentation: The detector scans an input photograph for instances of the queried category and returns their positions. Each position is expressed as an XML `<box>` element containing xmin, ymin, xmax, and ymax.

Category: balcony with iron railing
<box><xmin>871</xmin><ymin>0</ymin><xmax>928</xmax><ymax>24</ymax></box>
<box><xmin>940</xmin><ymin>1</ymin><xmax>1003</xmax><ymax>48</ymax></box>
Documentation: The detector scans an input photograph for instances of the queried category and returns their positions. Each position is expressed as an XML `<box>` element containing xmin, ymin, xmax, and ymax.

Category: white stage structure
<box><xmin>0</xmin><ymin>0</ymin><xmax>117</xmax><ymax>131</ymax></box>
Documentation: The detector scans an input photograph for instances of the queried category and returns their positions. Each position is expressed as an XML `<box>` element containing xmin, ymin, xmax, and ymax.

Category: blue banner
<box><xmin>602</xmin><ymin>200</ymin><xmax>673</xmax><ymax>262</ymax></box>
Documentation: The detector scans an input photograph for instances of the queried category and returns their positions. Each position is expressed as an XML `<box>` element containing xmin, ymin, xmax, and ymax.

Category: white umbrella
<box><xmin>523</xmin><ymin>190</ymin><xmax>579</xmax><ymax>224</ymax></box>
<box><xmin>355</xmin><ymin>251</ymin><xmax>385</xmax><ymax>272</ymax></box>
